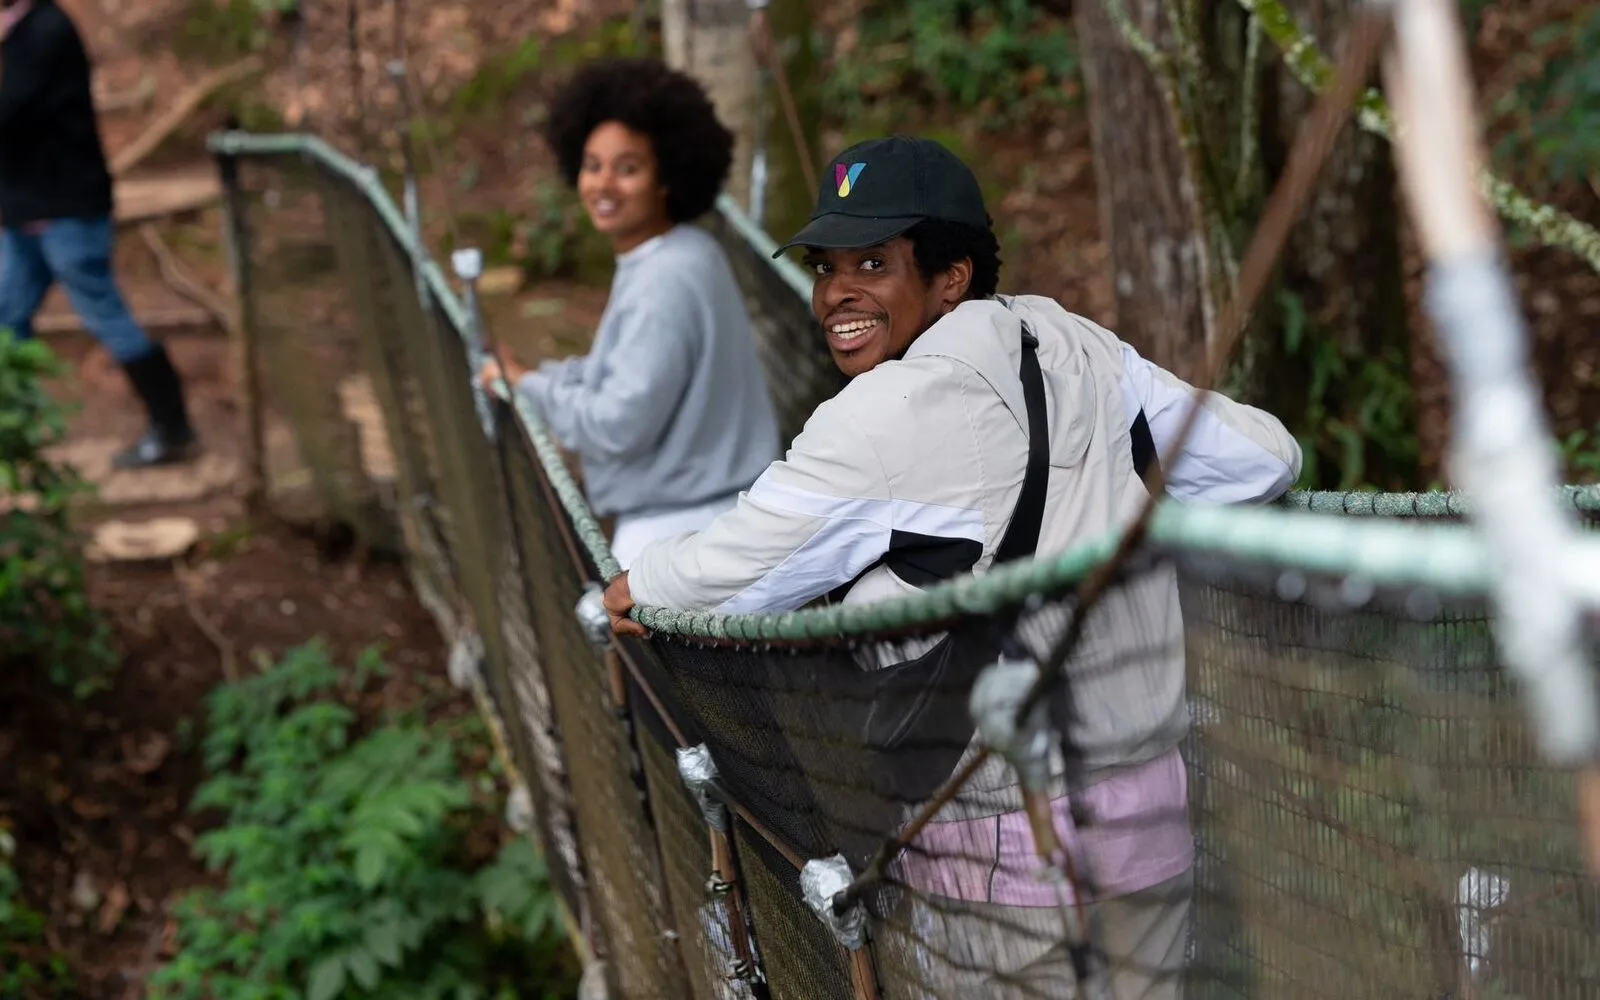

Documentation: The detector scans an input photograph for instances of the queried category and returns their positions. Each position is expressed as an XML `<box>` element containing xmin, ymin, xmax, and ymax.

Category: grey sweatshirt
<box><xmin>517</xmin><ymin>224</ymin><xmax>782</xmax><ymax>519</ymax></box>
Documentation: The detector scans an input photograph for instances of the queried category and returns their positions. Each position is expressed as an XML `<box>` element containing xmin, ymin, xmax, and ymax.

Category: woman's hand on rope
<box><xmin>604</xmin><ymin>572</ymin><xmax>650</xmax><ymax>638</ymax></box>
<box><xmin>480</xmin><ymin>354</ymin><xmax>529</xmax><ymax>392</ymax></box>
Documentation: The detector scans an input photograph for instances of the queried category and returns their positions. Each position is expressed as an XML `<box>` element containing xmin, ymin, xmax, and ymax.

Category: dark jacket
<box><xmin>0</xmin><ymin>0</ymin><xmax>114</xmax><ymax>226</ymax></box>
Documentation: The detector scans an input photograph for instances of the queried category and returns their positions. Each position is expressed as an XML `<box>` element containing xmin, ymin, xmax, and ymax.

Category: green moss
<box><xmin>454</xmin><ymin>39</ymin><xmax>547</xmax><ymax>121</ymax></box>
<box><xmin>175</xmin><ymin>0</ymin><xmax>267</xmax><ymax>64</ymax></box>
<box><xmin>231</xmin><ymin>97</ymin><xmax>287</xmax><ymax>135</ymax></box>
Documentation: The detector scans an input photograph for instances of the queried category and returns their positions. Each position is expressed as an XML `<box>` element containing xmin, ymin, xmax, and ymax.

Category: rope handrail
<box><xmin>1283</xmin><ymin>485</ymin><xmax>1600</xmax><ymax>516</ymax></box>
<box><xmin>206</xmin><ymin>129</ymin><xmax>1600</xmax><ymax>642</ymax></box>
<box><xmin>713</xmin><ymin>191</ymin><xmax>814</xmax><ymax>302</ymax></box>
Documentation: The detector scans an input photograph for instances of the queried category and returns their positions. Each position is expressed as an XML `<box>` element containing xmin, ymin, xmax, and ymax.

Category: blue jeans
<box><xmin>0</xmin><ymin>217</ymin><xmax>154</xmax><ymax>364</ymax></box>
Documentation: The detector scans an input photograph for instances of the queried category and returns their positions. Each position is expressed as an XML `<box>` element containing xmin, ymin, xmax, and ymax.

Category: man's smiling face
<box><xmin>803</xmin><ymin>237</ymin><xmax>971</xmax><ymax>378</ymax></box>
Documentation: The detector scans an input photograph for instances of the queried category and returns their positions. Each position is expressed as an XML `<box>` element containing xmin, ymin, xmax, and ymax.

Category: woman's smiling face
<box><xmin>803</xmin><ymin>237</ymin><xmax>973</xmax><ymax>378</ymax></box>
<box><xmin>577</xmin><ymin>120</ymin><xmax>672</xmax><ymax>253</ymax></box>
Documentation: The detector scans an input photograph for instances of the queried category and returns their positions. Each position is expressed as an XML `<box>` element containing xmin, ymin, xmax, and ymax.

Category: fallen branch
<box><xmin>137</xmin><ymin>222</ymin><xmax>236</xmax><ymax>334</ymax></box>
<box><xmin>95</xmin><ymin>73</ymin><xmax>157</xmax><ymax>115</ymax></box>
<box><xmin>110</xmin><ymin>56</ymin><xmax>265</xmax><ymax>178</ymax></box>
<box><xmin>114</xmin><ymin>170</ymin><xmax>223</xmax><ymax>225</ymax></box>
<box><xmin>35</xmin><ymin>304</ymin><xmax>213</xmax><ymax>335</ymax></box>
<box><xmin>173</xmin><ymin>561</ymin><xmax>238</xmax><ymax>682</ymax></box>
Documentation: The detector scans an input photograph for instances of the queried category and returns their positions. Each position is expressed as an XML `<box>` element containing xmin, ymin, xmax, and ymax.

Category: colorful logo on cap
<box><xmin>835</xmin><ymin>162</ymin><xmax>866</xmax><ymax>198</ymax></box>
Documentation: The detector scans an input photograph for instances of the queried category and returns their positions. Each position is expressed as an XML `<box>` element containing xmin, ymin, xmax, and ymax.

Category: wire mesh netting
<box><xmin>1174</xmin><ymin>557</ymin><xmax>1600</xmax><ymax>999</ymax></box>
<box><xmin>506</xmin><ymin>409</ymin><xmax>691</xmax><ymax>1000</ymax></box>
<box><xmin>232</xmin><ymin>158</ymin><xmax>392</xmax><ymax>551</ymax></box>
<box><xmin>217</xmin><ymin>134</ymin><xmax>1600</xmax><ymax>1000</ymax></box>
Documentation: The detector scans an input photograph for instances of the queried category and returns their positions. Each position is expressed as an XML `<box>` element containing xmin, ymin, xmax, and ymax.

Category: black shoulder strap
<box><xmin>993</xmin><ymin>325</ymin><xmax>1049</xmax><ymax>565</ymax></box>
<box><xmin>824</xmin><ymin>324</ymin><xmax>1051</xmax><ymax>604</ymax></box>
<box><xmin>1130</xmin><ymin>408</ymin><xmax>1158</xmax><ymax>482</ymax></box>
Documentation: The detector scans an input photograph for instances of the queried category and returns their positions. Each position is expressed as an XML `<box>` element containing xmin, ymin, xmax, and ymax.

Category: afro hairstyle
<box><xmin>544</xmin><ymin>57</ymin><xmax>735</xmax><ymax>224</ymax></box>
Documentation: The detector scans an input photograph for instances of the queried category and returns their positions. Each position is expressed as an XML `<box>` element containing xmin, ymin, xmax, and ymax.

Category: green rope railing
<box><xmin>207</xmin><ymin>130</ymin><xmax>1600</xmax><ymax>642</ymax></box>
<box><xmin>510</xmin><ymin>392</ymin><xmax>624</xmax><ymax>581</ymax></box>
<box><xmin>1283</xmin><ymin>485</ymin><xmax>1600</xmax><ymax>516</ymax></box>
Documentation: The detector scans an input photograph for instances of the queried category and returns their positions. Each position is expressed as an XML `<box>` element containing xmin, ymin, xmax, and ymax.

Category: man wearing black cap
<box><xmin>606</xmin><ymin>135</ymin><xmax>1301</xmax><ymax>997</ymax></box>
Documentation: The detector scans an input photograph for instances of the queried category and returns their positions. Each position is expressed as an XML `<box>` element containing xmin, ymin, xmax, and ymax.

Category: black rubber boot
<box><xmin>113</xmin><ymin>343</ymin><xmax>198</xmax><ymax>470</ymax></box>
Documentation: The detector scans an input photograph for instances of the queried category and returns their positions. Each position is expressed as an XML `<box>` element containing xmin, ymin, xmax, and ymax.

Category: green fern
<box><xmin>0</xmin><ymin>331</ymin><xmax>116</xmax><ymax>697</ymax></box>
<box><xmin>150</xmin><ymin>643</ymin><xmax>577</xmax><ymax>1000</ymax></box>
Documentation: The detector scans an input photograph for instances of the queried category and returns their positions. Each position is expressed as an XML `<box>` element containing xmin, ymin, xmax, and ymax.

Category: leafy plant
<box><xmin>1557</xmin><ymin>423</ymin><xmax>1600</xmax><ymax>483</ymax></box>
<box><xmin>178</xmin><ymin>0</ymin><xmax>275</xmax><ymax>62</ymax></box>
<box><xmin>513</xmin><ymin>180</ymin><xmax>614</xmax><ymax>283</ymax></box>
<box><xmin>149</xmin><ymin>642</ymin><xmax>576</xmax><ymax>1000</ymax></box>
<box><xmin>1276</xmin><ymin>291</ymin><xmax>1420</xmax><ymax>492</ymax></box>
<box><xmin>453</xmin><ymin>39</ymin><xmax>548</xmax><ymax>121</ymax></box>
<box><xmin>822</xmin><ymin>0</ymin><xmax>1080</xmax><ymax>128</ymax></box>
<box><xmin>0</xmin><ymin>829</ymin><xmax>74</xmax><ymax>999</ymax></box>
<box><xmin>0</xmin><ymin>331</ymin><xmax>117</xmax><ymax>697</ymax></box>
<box><xmin>450</xmin><ymin>181</ymin><xmax>612</xmax><ymax>286</ymax></box>
<box><xmin>453</xmin><ymin>16</ymin><xmax>646</xmax><ymax>124</ymax></box>
<box><xmin>1489</xmin><ymin>7</ymin><xmax>1600</xmax><ymax>191</ymax></box>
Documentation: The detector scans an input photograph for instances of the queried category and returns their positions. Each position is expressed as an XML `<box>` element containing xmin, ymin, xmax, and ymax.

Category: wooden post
<box><xmin>661</xmin><ymin>0</ymin><xmax>690</xmax><ymax>70</ymax></box>
<box><xmin>848</xmin><ymin>947</ymin><xmax>880</xmax><ymax>1000</ymax></box>
<box><xmin>707</xmin><ymin>829</ymin><xmax>759</xmax><ymax>978</ymax></box>
<box><xmin>212</xmin><ymin>140</ymin><xmax>268</xmax><ymax>518</ymax></box>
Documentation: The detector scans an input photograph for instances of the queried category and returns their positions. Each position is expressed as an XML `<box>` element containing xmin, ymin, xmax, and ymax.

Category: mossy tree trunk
<box><xmin>1074</xmin><ymin>0</ymin><xmax>1415</xmax><ymax>489</ymax></box>
<box><xmin>662</xmin><ymin>0</ymin><xmax>818</xmax><ymax>238</ymax></box>
<box><xmin>1074</xmin><ymin>0</ymin><xmax>1220</xmax><ymax>383</ymax></box>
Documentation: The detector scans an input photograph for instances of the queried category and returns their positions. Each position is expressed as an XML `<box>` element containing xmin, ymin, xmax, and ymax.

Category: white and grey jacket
<box><xmin>630</xmin><ymin>294</ymin><xmax>1301</xmax><ymax>814</ymax></box>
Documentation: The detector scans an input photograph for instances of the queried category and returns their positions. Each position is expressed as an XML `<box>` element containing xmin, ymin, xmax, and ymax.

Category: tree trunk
<box><xmin>661</xmin><ymin>0</ymin><xmax>761</xmax><ymax>210</ymax></box>
<box><xmin>1074</xmin><ymin>0</ymin><xmax>1218</xmax><ymax>382</ymax></box>
<box><xmin>1258</xmin><ymin>0</ymin><xmax>1414</xmax><ymax>488</ymax></box>
<box><xmin>662</xmin><ymin>0</ymin><xmax>690</xmax><ymax>69</ymax></box>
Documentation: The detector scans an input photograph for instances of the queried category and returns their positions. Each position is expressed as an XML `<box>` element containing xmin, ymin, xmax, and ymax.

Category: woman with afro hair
<box><xmin>483</xmin><ymin>57</ymin><xmax>781</xmax><ymax>568</ymax></box>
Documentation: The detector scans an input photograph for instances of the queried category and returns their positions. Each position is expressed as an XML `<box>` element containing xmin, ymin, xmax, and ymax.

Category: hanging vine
<box><xmin>1236</xmin><ymin>0</ymin><xmax>1600</xmax><ymax>274</ymax></box>
<box><xmin>1097</xmin><ymin>0</ymin><xmax>1249</xmax><ymax>348</ymax></box>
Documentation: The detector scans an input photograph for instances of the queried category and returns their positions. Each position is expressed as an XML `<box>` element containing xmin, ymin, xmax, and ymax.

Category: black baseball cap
<box><xmin>771</xmin><ymin>135</ymin><xmax>990</xmax><ymax>258</ymax></box>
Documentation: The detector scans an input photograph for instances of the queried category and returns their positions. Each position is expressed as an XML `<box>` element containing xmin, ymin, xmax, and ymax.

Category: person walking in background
<box><xmin>0</xmin><ymin>0</ymin><xmax>198</xmax><ymax>469</ymax></box>
<box><xmin>480</xmin><ymin>56</ymin><xmax>781</xmax><ymax>569</ymax></box>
